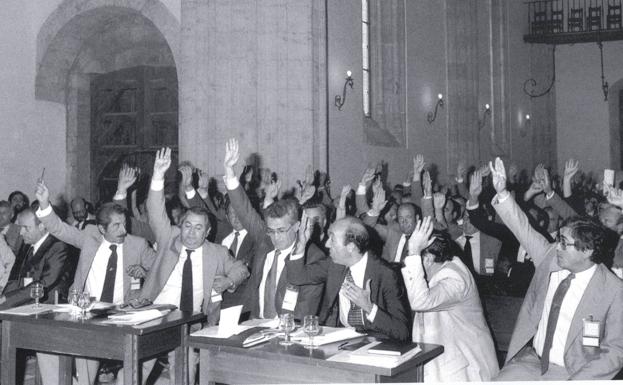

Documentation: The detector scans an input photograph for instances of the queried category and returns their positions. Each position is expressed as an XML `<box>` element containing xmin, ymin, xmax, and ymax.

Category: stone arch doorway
<box><xmin>35</xmin><ymin>0</ymin><xmax>180</xmax><ymax>203</ymax></box>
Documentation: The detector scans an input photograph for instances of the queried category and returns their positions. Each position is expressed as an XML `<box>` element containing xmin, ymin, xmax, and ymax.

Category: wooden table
<box><xmin>0</xmin><ymin>309</ymin><xmax>205</xmax><ymax>385</ymax></box>
<box><xmin>189</xmin><ymin>334</ymin><xmax>443</xmax><ymax>383</ymax></box>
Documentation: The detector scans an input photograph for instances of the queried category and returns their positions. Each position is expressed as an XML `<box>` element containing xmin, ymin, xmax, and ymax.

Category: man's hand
<box><xmin>294</xmin><ymin>211</ymin><xmax>311</xmax><ymax>255</ymax></box>
<box><xmin>469</xmin><ymin>170</ymin><xmax>483</xmax><ymax>202</ymax></box>
<box><xmin>564</xmin><ymin>158</ymin><xmax>580</xmax><ymax>180</ymax></box>
<box><xmin>478</xmin><ymin>164</ymin><xmax>491</xmax><ymax>177</ymax></box>
<box><xmin>224</xmin><ymin>138</ymin><xmax>240</xmax><ymax>170</ymax></box>
<box><xmin>265</xmin><ymin>180</ymin><xmax>282</xmax><ymax>201</ymax></box>
<box><xmin>413</xmin><ymin>154</ymin><xmax>425</xmax><ymax>182</ymax></box>
<box><xmin>35</xmin><ymin>180</ymin><xmax>50</xmax><ymax>210</ymax></box>
<box><xmin>341</xmin><ymin>278</ymin><xmax>373</xmax><ymax>314</ymax></box>
<box><xmin>607</xmin><ymin>186</ymin><xmax>623</xmax><ymax>209</ymax></box>
<box><xmin>197</xmin><ymin>170</ymin><xmax>210</xmax><ymax>190</ymax></box>
<box><xmin>433</xmin><ymin>192</ymin><xmax>446</xmax><ymax>211</ymax></box>
<box><xmin>423</xmin><ymin>171</ymin><xmax>432</xmax><ymax>198</ymax></box>
<box><xmin>339</xmin><ymin>185</ymin><xmax>351</xmax><ymax>207</ymax></box>
<box><xmin>299</xmin><ymin>184</ymin><xmax>316</xmax><ymax>205</ymax></box>
<box><xmin>371</xmin><ymin>187</ymin><xmax>387</xmax><ymax>214</ymax></box>
<box><xmin>540</xmin><ymin>168</ymin><xmax>553</xmax><ymax>194</ymax></box>
<box><xmin>407</xmin><ymin>216</ymin><xmax>434</xmax><ymax>256</ymax></box>
<box><xmin>126</xmin><ymin>265</ymin><xmax>147</xmax><ymax>279</ymax></box>
<box><xmin>456</xmin><ymin>161</ymin><xmax>466</xmax><ymax>181</ymax></box>
<box><xmin>179</xmin><ymin>164</ymin><xmax>194</xmax><ymax>192</ymax></box>
<box><xmin>117</xmin><ymin>164</ymin><xmax>138</xmax><ymax>194</ymax></box>
<box><xmin>304</xmin><ymin>165</ymin><xmax>314</xmax><ymax>186</ymax></box>
<box><xmin>489</xmin><ymin>157</ymin><xmax>507</xmax><ymax>194</ymax></box>
<box><xmin>213</xmin><ymin>275</ymin><xmax>234</xmax><ymax>294</ymax></box>
<box><xmin>361</xmin><ymin>167</ymin><xmax>376</xmax><ymax>186</ymax></box>
<box><xmin>524</xmin><ymin>180</ymin><xmax>543</xmax><ymax>202</ymax></box>
<box><xmin>153</xmin><ymin>147</ymin><xmax>172</xmax><ymax>180</ymax></box>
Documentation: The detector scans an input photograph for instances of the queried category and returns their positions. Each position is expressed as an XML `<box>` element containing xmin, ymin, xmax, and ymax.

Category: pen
<box><xmin>337</xmin><ymin>341</ymin><xmax>351</xmax><ymax>350</ymax></box>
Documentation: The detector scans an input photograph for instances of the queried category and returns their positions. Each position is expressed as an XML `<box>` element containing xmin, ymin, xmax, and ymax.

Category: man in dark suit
<box><xmin>0</xmin><ymin>207</ymin><xmax>71</xmax><ymax>308</ymax></box>
<box><xmin>223</xmin><ymin>138</ymin><xmax>328</xmax><ymax>321</ymax></box>
<box><xmin>287</xmin><ymin>216</ymin><xmax>411</xmax><ymax>341</ymax></box>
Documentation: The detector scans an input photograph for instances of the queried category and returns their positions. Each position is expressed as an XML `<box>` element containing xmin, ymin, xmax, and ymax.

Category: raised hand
<box><xmin>564</xmin><ymin>159</ymin><xmax>580</xmax><ymax>179</ymax></box>
<box><xmin>456</xmin><ymin>161</ymin><xmax>467</xmax><ymax>181</ymax></box>
<box><xmin>361</xmin><ymin>167</ymin><xmax>376</xmax><ymax>186</ymax></box>
<box><xmin>607</xmin><ymin>186</ymin><xmax>623</xmax><ymax>209</ymax></box>
<box><xmin>478</xmin><ymin>164</ymin><xmax>491</xmax><ymax>177</ymax></box>
<box><xmin>423</xmin><ymin>171</ymin><xmax>432</xmax><ymax>198</ymax></box>
<box><xmin>407</xmin><ymin>216</ymin><xmax>434</xmax><ymax>256</ymax></box>
<box><xmin>224</xmin><ymin>138</ymin><xmax>240</xmax><ymax>170</ymax></box>
<box><xmin>35</xmin><ymin>180</ymin><xmax>50</xmax><ymax>210</ymax></box>
<box><xmin>266</xmin><ymin>180</ymin><xmax>282</xmax><ymax>200</ymax></box>
<box><xmin>304</xmin><ymin>165</ymin><xmax>314</xmax><ymax>186</ymax></box>
<box><xmin>243</xmin><ymin>166</ymin><xmax>254</xmax><ymax>184</ymax></box>
<box><xmin>294</xmin><ymin>211</ymin><xmax>311</xmax><ymax>255</ymax></box>
<box><xmin>339</xmin><ymin>185</ymin><xmax>351</xmax><ymax>206</ymax></box>
<box><xmin>299</xmin><ymin>184</ymin><xmax>316</xmax><ymax>205</ymax></box>
<box><xmin>413</xmin><ymin>154</ymin><xmax>425</xmax><ymax>181</ymax></box>
<box><xmin>117</xmin><ymin>164</ymin><xmax>138</xmax><ymax>193</ymax></box>
<box><xmin>469</xmin><ymin>170</ymin><xmax>483</xmax><ymax>200</ymax></box>
<box><xmin>153</xmin><ymin>147</ymin><xmax>172</xmax><ymax>180</ymax></box>
<box><xmin>371</xmin><ymin>187</ymin><xmax>387</xmax><ymax>213</ymax></box>
<box><xmin>179</xmin><ymin>164</ymin><xmax>194</xmax><ymax>191</ymax></box>
<box><xmin>198</xmin><ymin>170</ymin><xmax>210</xmax><ymax>190</ymax></box>
<box><xmin>489</xmin><ymin>157</ymin><xmax>507</xmax><ymax>194</ymax></box>
<box><xmin>540</xmin><ymin>168</ymin><xmax>552</xmax><ymax>194</ymax></box>
<box><xmin>341</xmin><ymin>278</ymin><xmax>373</xmax><ymax>314</ymax></box>
<box><xmin>433</xmin><ymin>192</ymin><xmax>446</xmax><ymax>211</ymax></box>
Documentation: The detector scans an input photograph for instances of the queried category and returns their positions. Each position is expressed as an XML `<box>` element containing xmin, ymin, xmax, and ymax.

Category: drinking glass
<box><xmin>303</xmin><ymin>315</ymin><xmax>320</xmax><ymax>349</ymax></box>
<box><xmin>29</xmin><ymin>281</ymin><xmax>44</xmax><ymax>308</ymax></box>
<box><xmin>77</xmin><ymin>292</ymin><xmax>92</xmax><ymax>318</ymax></box>
<box><xmin>278</xmin><ymin>313</ymin><xmax>296</xmax><ymax>346</ymax></box>
<box><xmin>68</xmin><ymin>288</ymin><xmax>80</xmax><ymax>315</ymax></box>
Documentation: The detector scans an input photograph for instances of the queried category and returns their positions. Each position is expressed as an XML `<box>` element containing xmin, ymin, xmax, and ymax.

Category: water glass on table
<box><xmin>278</xmin><ymin>313</ymin><xmax>296</xmax><ymax>346</ymax></box>
<box><xmin>303</xmin><ymin>315</ymin><xmax>320</xmax><ymax>349</ymax></box>
<box><xmin>29</xmin><ymin>281</ymin><xmax>44</xmax><ymax>308</ymax></box>
<box><xmin>77</xmin><ymin>292</ymin><xmax>92</xmax><ymax>318</ymax></box>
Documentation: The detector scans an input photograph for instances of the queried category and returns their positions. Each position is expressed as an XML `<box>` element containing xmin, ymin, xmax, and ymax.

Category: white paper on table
<box><xmin>105</xmin><ymin>309</ymin><xmax>170</xmax><ymax>325</ymax></box>
<box><xmin>241</xmin><ymin>317</ymin><xmax>280</xmax><ymax>329</ymax></box>
<box><xmin>290</xmin><ymin>327</ymin><xmax>364</xmax><ymax>346</ymax></box>
<box><xmin>0</xmin><ymin>303</ymin><xmax>58</xmax><ymax>316</ymax></box>
<box><xmin>52</xmin><ymin>304</ymin><xmax>81</xmax><ymax>313</ymax></box>
<box><xmin>327</xmin><ymin>341</ymin><xmax>422</xmax><ymax>368</ymax></box>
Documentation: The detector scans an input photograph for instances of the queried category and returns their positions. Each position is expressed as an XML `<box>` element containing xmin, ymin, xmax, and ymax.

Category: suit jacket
<box><xmin>494</xmin><ymin>193</ymin><xmax>623</xmax><ymax>380</ymax></box>
<box><xmin>402</xmin><ymin>255</ymin><xmax>499</xmax><ymax>381</ymax></box>
<box><xmin>139</xmin><ymin>183</ymin><xmax>249</xmax><ymax>324</ymax></box>
<box><xmin>1</xmin><ymin>234</ymin><xmax>71</xmax><ymax>308</ymax></box>
<box><xmin>38</xmin><ymin>207</ymin><xmax>157</xmax><ymax>302</ymax></box>
<box><xmin>228</xmin><ymin>184</ymin><xmax>327</xmax><ymax>320</ymax></box>
<box><xmin>455</xmin><ymin>231</ymin><xmax>502</xmax><ymax>277</ymax></box>
<box><xmin>288</xmin><ymin>251</ymin><xmax>411</xmax><ymax>341</ymax></box>
<box><xmin>221</xmin><ymin>229</ymin><xmax>256</xmax><ymax>309</ymax></box>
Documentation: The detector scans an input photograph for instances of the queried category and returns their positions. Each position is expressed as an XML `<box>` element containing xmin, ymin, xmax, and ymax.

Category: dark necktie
<box><xmin>345</xmin><ymin>269</ymin><xmax>365</xmax><ymax>328</ymax></box>
<box><xmin>100</xmin><ymin>244</ymin><xmax>118</xmax><ymax>303</ymax></box>
<box><xmin>463</xmin><ymin>235</ymin><xmax>474</xmax><ymax>272</ymax></box>
<box><xmin>541</xmin><ymin>272</ymin><xmax>576</xmax><ymax>374</ymax></box>
<box><xmin>229</xmin><ymin>231</ymin><xmax>240</xmax><ymax>258</ymax></box>
<box><xmin>263</xmin><ymin>249</ymin><xmax>281</xmax><ymax>319</ymax></box>
<box><xmin>400</xmin><ymin>234</ymin><xmax>411</xmax><ymax>262</ymax></box>
<box><xmin>180</xmin><ymin>249</ymin><xmax>194</xmax><ymax>312</ymax></box>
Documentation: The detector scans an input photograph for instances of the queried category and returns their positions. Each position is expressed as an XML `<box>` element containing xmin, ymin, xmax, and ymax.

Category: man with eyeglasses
<box><xmin>488</xmin><ymin>157</ymin><xmax>623</xmax><ymax>381</ymax></box>
<box><xmin>223</xmin><ymin>138</ymin><xmax>328</xmax><ymax>321</ymax></box>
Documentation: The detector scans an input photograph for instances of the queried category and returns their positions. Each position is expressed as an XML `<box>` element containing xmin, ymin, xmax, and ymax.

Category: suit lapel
<box><xmin>326</xmin><ymin>262</ymin><xmax>347</xmax><ymax>308</ymax></box>
<box><xmin>122</xmin><ymin>237</ymin><xmax>133</xmax><ymax>296</ymax></box>
<box><xmin>202</xmin><ymin>242</ymin><xmax>218</xmax><ymax>307</ymax></box>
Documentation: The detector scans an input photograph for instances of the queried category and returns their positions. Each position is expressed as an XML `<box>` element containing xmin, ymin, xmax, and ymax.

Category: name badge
<box><xmin>23</xmin><ymin>277</ymin><xmax>33</xmax><ymax>286</ymax></box>
<box><xmin>485</xmin><ymin>258</ymin><xmax>495</xmax><ymax>274</ymax></box>
<box><xmin>281</xmin><ymin>285</ymin><xmax>299</xmax><ymax>312</ymax></box>
<box><xmin>211</xmin><ymin>289</ymin><xmax>222</xmax><ymax>303</ymax></box>
<box><xmin>130</xmin><ymin>277</ymin><xmax>141</xmax><ymax>291</ymax></box>
<box><xmin>582</xmin><ymin>316</ymin><xmax>600</xmax><ymax>347</ymax></box>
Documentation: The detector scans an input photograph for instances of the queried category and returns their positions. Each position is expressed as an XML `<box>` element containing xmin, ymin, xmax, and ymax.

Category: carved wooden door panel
<box><xmin>91</xmin><ymin>66</ymin><xmax>178</xmax><ymax>203</ymax></box>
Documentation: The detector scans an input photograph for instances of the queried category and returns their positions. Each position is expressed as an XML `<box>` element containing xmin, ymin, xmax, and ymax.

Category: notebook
<box><xmin>367</xmin><ymin>340</ymin><xmax>419</xmax><ymax>356</ymax></box>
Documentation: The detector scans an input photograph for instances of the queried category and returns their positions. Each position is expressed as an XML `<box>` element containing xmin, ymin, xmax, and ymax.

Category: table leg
<box><xmin>1</xmin><ymin>321</ymin><xmax>16</xmax><ymax>385</ymax></box>
<box><xmin>58</xmin><ymin>355</ymin><xmax>73</xmax><ymax>385</ymax></box>
<box><xmin>199</xmin><ymin>349</ymin><xmax>215</xmax><ymax>385</ymax></box>
<box><xmin>124</xmin><ymin>334</ymin><xmax>140</xmax><ymax>385</ymax></box>
<box><xmin>171</xmin><ymin>324</ymin><xmax>189</xmax><ymax>385</ymax></box>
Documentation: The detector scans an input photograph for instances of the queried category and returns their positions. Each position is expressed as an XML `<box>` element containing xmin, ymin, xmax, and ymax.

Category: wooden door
<box><xmin>90</xmin><ymin>66</ymin><xmax>178</xmax><ymax>203</ymax></box>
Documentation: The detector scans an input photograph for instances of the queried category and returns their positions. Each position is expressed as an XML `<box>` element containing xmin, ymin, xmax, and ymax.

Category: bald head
<box><xmin>71</xmin><ymin>197</ymin><xmax>88</xmax><ymax>222</ymax></box>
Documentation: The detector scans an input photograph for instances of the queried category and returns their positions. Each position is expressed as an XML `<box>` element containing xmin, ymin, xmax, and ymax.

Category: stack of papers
<box><xmin>104</xmin><ymin>309</ymin><xmax>170</xmax><ymax>325</ymax></box>
<box><xmin>290</xmin><ymin>327</ymin><xmax>364</xmax><ymax>346</ymax></box>
<box><xmin>0</xmin><ymin>303</ymin><xmax>58</xmax><ymax>315</ymax></box>
<box><xmin>328</xmin><ymin>341</ymin><xmax>422</xmax><ymax>368</ymax></box>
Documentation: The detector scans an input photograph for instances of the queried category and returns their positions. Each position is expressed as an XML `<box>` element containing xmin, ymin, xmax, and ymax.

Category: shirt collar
<box><xmin>276</xmin><ymin>241</ymin><xmax>296</xmax><ymax>257</ymax></box>
<box><xmin>232</xmin><ymin>229</ymin><xmax>247</xmax><ymax>237</ymax></box>
<box><xmin>349</xmin><ymin>252</ymin><xmax>369</xmax><ymax>277</ymax></box>
<box><xmin>564</xmin><ymin>264</ymin><xmax>597</xmax><ymax>283</ymax></box>
<box><xmin>32</xmin><ymin>232</ymin><xmax>50</xmax><ymax>254</ymax></box>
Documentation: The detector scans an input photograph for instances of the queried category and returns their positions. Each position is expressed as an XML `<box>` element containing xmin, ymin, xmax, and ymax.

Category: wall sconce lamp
<box><xmin>335</xmin><ymin>70</ymin><xmax>354</xmax><ymax>110</ymax></box>
<box><xmin>478</xmin><ymin>103</ymin><xmax>491</xmax><ymax>130</ymax></box>
<box><xmin>520</xmin><ymin>114</ymin><xmax>530</xmax><ymax>137</ymax></box>
<box><xmin>427</xmin><ymin>93</ymin><xmax>444</xmax><ymax>124</ymax></box>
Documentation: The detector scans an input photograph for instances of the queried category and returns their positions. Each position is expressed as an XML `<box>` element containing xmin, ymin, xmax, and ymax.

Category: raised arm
<box><xmin>563</xmin><ymin>159</ymin><xmax>580</xmax><ymax>199</ymax></box>
<box><xmin>490</xmin><ymin>158</ymin><xmax>553</xmax><ymax>268</ymax></box>
<box><xmin>35</xmin><ymin>181</ymin><xmax>86</xmax><ymax>249</ymax></box>
<box><xmin>146</xmin><ymin>147</ymin><xmax>175</xmax><ymax>244</ymax></box>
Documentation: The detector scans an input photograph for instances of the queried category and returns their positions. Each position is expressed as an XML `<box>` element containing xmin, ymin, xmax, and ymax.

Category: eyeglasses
<box><xmin>556</xmin><ymin>233</ymin><xmax>577</xmax><ymax>250</ymax></box>
<box><xmin>266</xmin><ymin>223</ymin><xmax>294</xmax><ymax>236</ymax></box>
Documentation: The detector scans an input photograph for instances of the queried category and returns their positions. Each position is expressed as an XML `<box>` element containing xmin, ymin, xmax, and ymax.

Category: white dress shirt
<box><xmin>338</xmin><ymin>252</ymin><xmax>377</xmax><ymax>326</ymax></box>
<box><xmin>221</xmin><ymin>229</ymin><xmax>248</xmax><ymax>257</ymax></box>
<box><xmin>533</xmin><ymin>264</ymin><xmax>597</xmax><ymax>367</ymax></box>
<box><xmin>456</xmin><ymin>232</ymin><xmax>481</xmax><ymax>273</ymax></box>
<box><xmin>85</xmin><ymin>239</ymin><xmax>124</xmax><ymax>304</ymax></box>
<box><xmin>154</xmin><ymin>246</ymin><xmax>204</xmax><ymax>313</ymax></box>
<box><xmin>258</xmin><ymin>242</ymin><xmax>295</xmax><ymax>319</ymax></box>
<box><xmin>31</xmin><ymin>233</ymin><xmax>50</xmax><ymax>255</ymax></box>
<box><xmin>394</xmin><ymin>234</ymin><xmax>409</xmax><ymax>263</ymax></box>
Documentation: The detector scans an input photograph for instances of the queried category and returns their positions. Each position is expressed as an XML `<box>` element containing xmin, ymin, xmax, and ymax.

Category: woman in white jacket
<box><xmin>401</xmin><ymin>217</ymin><xmax>499</xmax><ymax>382</ymax></box>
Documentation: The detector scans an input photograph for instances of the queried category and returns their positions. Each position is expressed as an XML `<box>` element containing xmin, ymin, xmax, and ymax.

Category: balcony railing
<box><xmin>525</xmin><ymin>0</ymin><xmax>623</xmax><ymax>43</ymax></box>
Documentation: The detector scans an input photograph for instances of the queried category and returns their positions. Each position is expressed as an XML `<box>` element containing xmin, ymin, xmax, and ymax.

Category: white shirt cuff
<box><xmin>289</xmin><ymin>253</ymin><xmax>304</xmax><ymax>261</ymax></box>
<box><xmin>402</xmin><ymin>182</ymin><xmax>411</xmax><ymax>187</ymax></box>
<box><xmin>545</xmin><ymin>191</ymin><xmax>555</xmax><ymax>200</ymax></box>
<box><xmin>466</xmin><ymin>201</ymin><xmax>479</xmax><ymax>210</ymax></box>
<box><xmin>403</xmin><ymin>254</ymin><xmax>421</xmax><ymax>267</ymax></box>
<box><xmin>113</xmin><ymin>191</ymin><xmax>127</xmax><ymax>201</ymax></box>
<box><xmin>185</xmin><ymin>189</ymin><xmax>196</xmax><ymax>199</ymax></box>
<box><xmin>36</xmin><ymin>205</ymin><xmax>53</xmax><ymax>218</ymax></box>
<box><xmin>150</xmin><ymin>179</ymin><xmax>165</xmax><ymax>191</ymax></box>
<box><xmin>356</xmin><ymin>184</ymin><xmax>366</xmax><ymax>195</ymax></box>
<box><xmin>224</xmin><ymin>176</ymin><xmax>240</xmax><ymax>191</ymax></box>
<box><xmin>367</xmin><ymin>209</ymin><xmax>379</xmax><ymax>218</ymax></box>
<box><xmin>366</xmin><ymin>304</ymin><xmax>378</xmax><ymax>322</ymax></box>
<box><xmin>198</xmin><ymin>189</ymin><xmax>209</xmax><ymax>200</ymax></box>
<box><xmin>496</xmin><ymin>190</ymin><xmax>511</xmax><ymax>203</ymax></box>
<box><xmin>423</xmin><ymin>195</ymin><xmax>432</xmax><ymax>200</ymax></box>
<box><xmin>455</xmin><ymin>177</ymin><xmax>464</xmax><ymax>183</ymax></box>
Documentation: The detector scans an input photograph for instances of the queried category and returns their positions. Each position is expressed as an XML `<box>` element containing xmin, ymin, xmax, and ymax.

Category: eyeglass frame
<box><xmin>266</xmin><ymin>222</ymin><xmax>296</xmax><ymax>236</ymax></box>
<box><xmin>556</xmin><ymin>232</ymin><xmax>578</xmax><ymax>250</ymax></box>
